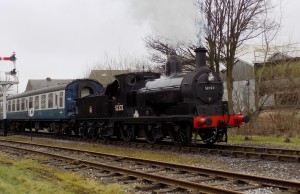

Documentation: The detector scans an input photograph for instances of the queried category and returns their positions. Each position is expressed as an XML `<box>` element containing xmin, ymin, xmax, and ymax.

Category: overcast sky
<box><xmin>0</xmin><ymin>0</ymin><xmax>299</xmax><ymax>92</ymax></box>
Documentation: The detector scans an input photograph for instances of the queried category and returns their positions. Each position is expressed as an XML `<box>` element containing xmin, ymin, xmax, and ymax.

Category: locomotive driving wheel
<box><xmin>86</xmin><ymin>122</ymin><xmax>97</xmax><ymax>139</ymax></box>
<box><xmin>120</xmin><ymin>124</ymin><xmax>135</xmax><ymax>142</ymax></box>
<box><xmin>198</xmin><ymin>127</ymin><xmax>221</xmax><ymax>144</ymax></box>
<box><xmin>96</xmin><ymin>122</ymin><xmax>109</xmax><ymax>140</ymax></box>
<box><xmin>170</xmin><ymin>123</ymin><xmax>191</xmax><ymax>146</ymax></box>
<box><xmin>79</xmin><ymin>122</ymin><xmax>87</xmax><ymax>138</ymax></box>
<box><xmin>145</xmin><ymin>124</ymin><xmax>162</xmax><ymax>144</ymax></box>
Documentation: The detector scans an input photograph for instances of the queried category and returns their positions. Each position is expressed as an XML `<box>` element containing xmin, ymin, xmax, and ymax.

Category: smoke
<box><xmin>129</xmin><ymin>0</ymin><xmax>199</xmax><ymax>44</ymax></box>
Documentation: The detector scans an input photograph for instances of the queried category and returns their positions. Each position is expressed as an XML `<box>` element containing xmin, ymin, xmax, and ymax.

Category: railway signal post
<box><xmin>0</xmin><ymin>53</ymin><xmax>18</xmax><ymax>135</ymax></box>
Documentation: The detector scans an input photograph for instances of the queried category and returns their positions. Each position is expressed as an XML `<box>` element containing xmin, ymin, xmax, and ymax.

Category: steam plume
<box><xmin>129</xmin><ymin>0</ymin><xmax>198</xmax><ymax>43</ymax></box>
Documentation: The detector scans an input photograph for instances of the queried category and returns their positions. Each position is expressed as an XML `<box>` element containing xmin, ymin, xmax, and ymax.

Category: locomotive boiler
<box><xmin>76</xmin><ymin>47</ymin><xmax>249</xmax><ymax>145</ymax></box>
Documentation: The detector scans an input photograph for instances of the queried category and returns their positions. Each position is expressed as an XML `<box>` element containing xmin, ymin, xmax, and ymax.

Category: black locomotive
<box><xmin>76</xmin><ymin>47</ymin><xmax>249</xmax><ymax>145</ymax></box>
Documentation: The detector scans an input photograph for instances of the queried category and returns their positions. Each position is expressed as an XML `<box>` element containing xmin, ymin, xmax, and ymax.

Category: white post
<box><xmin>3</xmin><ymin>85</ymin><xmax>6</xmax><ymax>119</ymax></box>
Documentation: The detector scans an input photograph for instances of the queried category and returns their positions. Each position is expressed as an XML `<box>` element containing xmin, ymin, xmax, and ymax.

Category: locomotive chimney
<box><xmin>194</xmin><ymin>47</ymin><xmax>207</xmax><ymax>69</ymax></box>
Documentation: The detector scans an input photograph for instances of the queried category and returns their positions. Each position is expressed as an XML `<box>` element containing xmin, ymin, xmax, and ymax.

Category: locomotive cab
<box><xmin>111</xmin><ymin>72</ymin><xmax>160</xmax><ymax>118</ymax></box>
<box><xmin>105</xmin><ymin>80</ymin><xmax>120</xmax><ymax>100</ymax></box>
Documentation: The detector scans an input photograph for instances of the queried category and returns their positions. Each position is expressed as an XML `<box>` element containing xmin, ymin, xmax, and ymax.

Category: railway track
<box><xmin>2</xmin><ymin>131</ymin><xmax>300</xmax><ymax>163</ymax></box>
<box><xmin>0</xmin><ymin>139</ymin><xmax>299</xmax><ymax>193</ymax></box>
<box><xmin>202</xmin><ymin>144</ymin><xmax>300</xmax><ymax>162</ymax></box>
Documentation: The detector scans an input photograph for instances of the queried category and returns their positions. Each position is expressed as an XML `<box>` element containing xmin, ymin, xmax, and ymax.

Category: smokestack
<box><xmin>194</xmin><ymin>47</ymin><xmax>207</xmax><ymax>69</ymax></box>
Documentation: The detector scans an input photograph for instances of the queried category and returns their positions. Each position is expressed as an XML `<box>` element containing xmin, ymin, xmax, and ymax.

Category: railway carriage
<box><xmin>2</xmin><ymin>79</ymin><xmax>103</xmax><ymax>133</ymax></box>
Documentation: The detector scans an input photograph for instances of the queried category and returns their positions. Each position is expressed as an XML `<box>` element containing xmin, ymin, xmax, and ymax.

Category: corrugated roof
<box><xmin>237</xmin><ymin>44</ymin><xmax>300</xmax><ymax>64</ymax></box>
<box><xmin>220</xmin><ymin>58</ymin><xmax>254</xmax><ymax>81</ymax></box>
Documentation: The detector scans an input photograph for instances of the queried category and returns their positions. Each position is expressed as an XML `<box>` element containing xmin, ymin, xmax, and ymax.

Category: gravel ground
<box><xmin>50</xmin><ymin>138</ymin><xmax>300</xmax><ymax>182</ymax></box>
<box><xmin>200</xmin><ymin>154</ymin><xmax>300</xmax><ymax>181</ymax></box>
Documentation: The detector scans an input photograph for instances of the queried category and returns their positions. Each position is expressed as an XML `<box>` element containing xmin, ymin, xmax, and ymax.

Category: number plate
<box><xmin>203</xmin><ymin>86</ymin><xmax>215</xmax><ymax>91</ymax></box>
<box><xmin>115</xmin><ymin>104</ymin><xmax>124</xmax><ymax>111</ymax></box>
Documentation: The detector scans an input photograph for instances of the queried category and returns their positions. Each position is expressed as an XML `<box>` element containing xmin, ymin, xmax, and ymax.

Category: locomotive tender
<box><xmin>76</xmin><ymin>47</ymin><xmax>249</xmax><ymax>145</ymax></box>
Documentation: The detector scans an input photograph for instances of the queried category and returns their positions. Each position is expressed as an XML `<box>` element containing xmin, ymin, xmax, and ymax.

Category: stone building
<box><xmin>25</xmin><ymin>78</ymin><xmax>72</xmax><ymax>92</ymax></box>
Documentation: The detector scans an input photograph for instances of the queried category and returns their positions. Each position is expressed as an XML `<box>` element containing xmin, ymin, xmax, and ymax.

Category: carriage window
<box><xmin>29</xmin><ymin>97</ymin><xmax>33</xmax><ymax>109</ymax></box>
<box><xmin>80</xmin><ymin>87</ymin><xmax>92</xmax><ymax>97</ymax></box>
<box><xmin>34</xmin><ymin>96</ymin><xmax>40</xmax><ymax>109</ymax></box>
<box><xmin>12</xmin><ymin>100</ymin><xmax>15</xmax><ymax>111</ymax></box>
<box><xmin>16</xmin><ymin>99</ymin><xmax>20</xmax><ymax>111</ymax></box>
<box><xmin>48</xmin><ymin>93</ymin><xmax>53</xmax><ymax>108</ymax></box>
<box><xmin>21</xmin><ymin>98</ymin><xmax>25</xmax><ymax>111</ymax></box>
<box><xmin>8</xmin><ymin>101</ymin><xmax>11</xmax><ymax>112</ymax></box>
<box><xmin>41</xmin><ymin>95</ymin><xmax>46</xmax><ymax>109</ymax></box>
<box><xmin>25</xmin><ymin>99</ymin><xmax>28</xmax><ymax>110</ymax></box>
<box><xmin>55</xmin><ymin>94</ymin><xmax>58</xmax><ymax>107</ymax></box>
<box><xmin>59</xmin><ymin>92</ymin><xmax>64</xmax><ymax>108</ymax></box>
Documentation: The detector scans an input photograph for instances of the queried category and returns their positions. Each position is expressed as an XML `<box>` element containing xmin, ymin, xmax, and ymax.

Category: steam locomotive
<box><xmin>75</xmin><ymin>47</ymin><xmax>249</xmax><ymax>145</ymax></box>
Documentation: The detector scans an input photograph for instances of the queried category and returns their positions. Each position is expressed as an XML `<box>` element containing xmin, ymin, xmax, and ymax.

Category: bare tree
<box><xmin>145</xmin><ymin>0</ymin><xmax>278</xmax><ymax>113</ymax></box>
<box><xmin>201</xmin><ymin>0</ymin><xmax>226</xmax><ymax>73</ymax></box>
<box><xmin>254</xmin><ymin>0</ymin><xmax>282</xmax><ymax>115</ymax></box>
<box><xmin>81</xmin><ymin>53</ymin><xmax>160</xmax><ymax>86</ymax></box>
<box><xmin>145</xmin><ymin>35</ymin><xmax>197</xmax><ymax>72</ymax></box>
<box><xmin>201</xmin><ymin>0</ymin><xmax>278</xmax><ymax>113</ymax></box>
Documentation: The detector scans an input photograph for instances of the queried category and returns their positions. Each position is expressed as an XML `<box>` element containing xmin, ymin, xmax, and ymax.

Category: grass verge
<box><xmin>0</xmin><ymin>153</ymin><xmax>125</xmax><ymax>194</ymax></box>
<box><xmin>0</xmin><ymin>136</ymin><xmax>225</xmax><ymax>167</ymax></box>
<box><xmin>228</xmin><ymin>134</ymin><xmax>300</xmax><ymax>149</ymax></box>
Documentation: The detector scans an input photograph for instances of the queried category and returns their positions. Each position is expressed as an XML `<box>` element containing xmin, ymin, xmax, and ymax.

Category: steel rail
<box><xmin>1</xmin><ymin>139</ymin><xmax>300</xmax><ymax>190</ymax></box>
<box><xmin>1</xmin><ymin>133</ymin><xmax>300</xmax><ymax>162</ymax></box>
<box><xmin>208</xmin><ymin>144</ymin><xmax>300</xmax><ymax>156</ymax></box>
